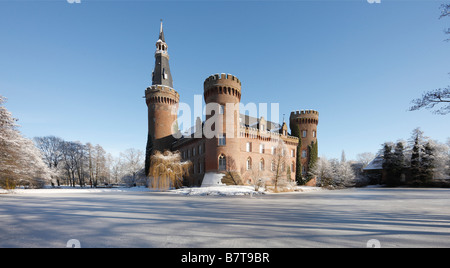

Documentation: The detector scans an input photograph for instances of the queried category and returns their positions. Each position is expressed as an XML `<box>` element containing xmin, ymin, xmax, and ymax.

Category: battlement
<box><xmin>290</xmin><ymin>109</ymin><xmax>319</xmax><ymax>125</ymax></box>
<box><xmin>145</xmin><ymin>85</ymin><xmax>179</xmax><ymax>105</ymax></box>
<box><xmin>290</xmin><ymin>110</ymin><xmax>319</xmax><ymax>116</ymax></box>
<box><xmin>204</xmin><ymin>73</ymin><xmax>242</xmax><ymax>91</ymax></box>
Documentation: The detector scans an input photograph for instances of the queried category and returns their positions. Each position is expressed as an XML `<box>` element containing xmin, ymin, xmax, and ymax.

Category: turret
<box><xmin>203</xmin><ymin>73</ymin><xmax>242</xmax><ymax>173</ymax></box>
<box><xmin>289</xmin><ymin>110</ymin><xmax>319</xmax><ymax>175</ymax></box>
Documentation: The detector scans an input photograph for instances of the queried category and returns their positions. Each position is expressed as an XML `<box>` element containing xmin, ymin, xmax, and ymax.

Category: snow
<box><xmin>172</xmin><ymin>185</ymin><xmax>262</xmax><ymax>196</ymax></box>
<box><xmin>3</xmin><ymin>187</ymin><xmax>450</xmax><ymax>247</ymax></box>
<box><xmin>0</xmin><ymin>185</ymin><xmax>322</xmax><ymax>196</ymax></box>
<box><xmin>0</xmin><ymin>186</ymin><xmax>150</xmax><ymax>195</ymax></box>
<box><xmin>200</xmin><ymin>172</ymin><xmax>225</xmax><ymax>187</ymax></box>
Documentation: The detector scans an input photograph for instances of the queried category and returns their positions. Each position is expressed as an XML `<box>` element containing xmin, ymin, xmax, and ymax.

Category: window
<box><xmin>271</xmin><ymin>146</ymin><xmax>276</xmax><ymax>155</ymax></box>
<box><xmin>283</xmin><ymin>130</ymin><xmax>287</xmax><ymax>136</ymax></box>
<box><xmin>259</xmin><ymin>144</ymin><xmax>264</xmax><ymax>154</ymax></box>
<box><xmin>193</xmin><ymin>147</ymin><xmax>196</xmax><ymax>156</ymax></box>
<box><xmin>246</xmin><ymin>142</ymin><xmax>252</xmax><ymax>152</ymax></box>
<box><xmin>199</xmin><ymin>161</ymin><xmax>203</xmax><ymax>173</ymax></box>
<box><xmin>188</xmin><ymin>149</ymin><xmax>191</xmax><ymax>158</ymax></box>
<box><xmin>291</xmin><ymin>162</ymin><xmax>295</xmax><ymax>173</ymax></box>
<box><xmin>198</xmin><ymin>144</ymin><xmax>202</xmax><ymax>155</ymax></box>
<box><xmin>302</xmin><ymin>150</ymin><xmax>307</xmax><ymax>158</ymax></box>
<box><xmin>218</xmin><ymin>134</ymin><xmax>226</xmax><ymax>146</ymax></box>
<box><xmin>260</xmin><ymin>158</ymin><xmax>264</xmax><ymax>171</ymax></box>
<box><xmin>302</xmin><ymin>130</ymin><xmax>307</xmax><ymax>138</ymax></box>
<box><xmin>219</xmin><ymin>104</ymin><xmax>224</xmax><ymax>114</ymax></box>
<box><xmin>247</xmin><ymin>157</ymin><xmax>252</xmax><ymax>170</ymax></box>
<box><xmin>193</xmin><ymin>163</ymin><xmax>196</xmax><ymax>174</ymax></box>
<box><xmin>219</xmin><ymin>155</ymin><xmax>226</xmax><ymax>171</ymax></box>
<box><xmin>291</xmin><ymin>149</ymin><xmax>295</xmax><ymax>157</ymax></box>
<box><xmin>261</xmin><ymin>124</ymin><xmax>265</xmax><ymax>131</ymax></box>
<box><xmin>271</xmin><ymin>161</ymin><xmax>276</xmax><ymax>171</ymax></box>
<box><xmin>313</xmin><ymin>130</ymin><xmax>316</xmax><ymax>137</ymax></box>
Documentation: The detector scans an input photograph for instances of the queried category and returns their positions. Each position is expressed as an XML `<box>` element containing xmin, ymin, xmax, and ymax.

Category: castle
<box><xmin>145</xmin><ymin>22</ymin><xmax>319</xmax><ymax>186</ymax></box>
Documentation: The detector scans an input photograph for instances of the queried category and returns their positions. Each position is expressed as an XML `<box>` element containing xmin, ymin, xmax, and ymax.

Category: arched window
<box><xmin>218</xmin><ymin>154</ymin><xmax>226</xmax><ymax>171</ymax></box>
<box><xmin>260</xmin><ymin>158</ymin><xmax>265</xmax><ymax>171</ymax></box>
<box><xmin>246</xmin><ymin>157</ymin><xmax>252</xmax><ymax>170</ymax></box>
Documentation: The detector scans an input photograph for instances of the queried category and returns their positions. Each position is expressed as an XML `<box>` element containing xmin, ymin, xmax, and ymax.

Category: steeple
<box><xmin>152</xmin><ymin>20</ymin><xmax>173</xmax><ymax>88</ymax></box>
<box><xmin>159</xmin><ymin>19</ymin><xmax>165</xmax><ymax>42</ymax></box>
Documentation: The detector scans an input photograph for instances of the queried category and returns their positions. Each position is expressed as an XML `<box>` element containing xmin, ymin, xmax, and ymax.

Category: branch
<box><xmin>409</xmin><ymin>86</ymin><xmax>450</xmax><ymax>114</ymax></box>
<box><xmin>440</xmin><ymin>4</ymin><xmax>450</xmax><ymax>19</ymax></box>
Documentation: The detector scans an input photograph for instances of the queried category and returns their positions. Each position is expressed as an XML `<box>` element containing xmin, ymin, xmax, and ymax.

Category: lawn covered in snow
<box><xmin>0</xmin><ymin>185</ymin><xmax>323</xmax><ymax>196</ymax></box>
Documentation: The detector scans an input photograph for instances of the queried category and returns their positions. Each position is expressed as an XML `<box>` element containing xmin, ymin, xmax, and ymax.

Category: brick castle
<box><xmin>145</xmin><ymin>22</ymin><xmax>319</xmax><ymax>186</ymax></box>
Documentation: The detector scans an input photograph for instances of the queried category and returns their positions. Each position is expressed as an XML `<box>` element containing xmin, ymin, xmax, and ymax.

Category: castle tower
<box><xmin>289</xmin><ymin>110</ymin><xmax>319</xmax><ymax>175</ymax></box>
<box><xmin>144</xmin><ymin>21</ymin><xmax>179</xmax><ymax>174</ymax></box>
<box><xmin>203</xmin><ymin>73</ymin><xmax>242</xmax><ymax>173</ymax></box>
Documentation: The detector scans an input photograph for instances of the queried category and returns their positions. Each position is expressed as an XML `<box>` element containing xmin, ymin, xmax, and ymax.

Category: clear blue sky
<box><xmin>1</xmin><ymin>0</ymin><xmax>449</xmax><ymax>160</ymax></box>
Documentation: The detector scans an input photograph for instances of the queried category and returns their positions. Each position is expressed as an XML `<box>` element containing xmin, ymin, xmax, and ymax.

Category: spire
<box><xmin>152</xmin><ymin>20</ymin><xmax>173</xmax><ymax>88</ymax></box>
<box><xmin>159</xmin><ymin>19</ymin><xmax>165</xmax><ymax>42</ymax></box>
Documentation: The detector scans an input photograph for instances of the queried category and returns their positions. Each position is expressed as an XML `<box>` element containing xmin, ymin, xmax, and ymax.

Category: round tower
<box><xmin>145</xmin><ymin>85</ymin><xmax>179</xmax><ymax>151</ymax></box>
<box><xmin>203</xmin><ymin>73</ymin><xmax>242</xmax><ymax>173</ymax></box>
<box><xmin>289</xmin><ymin>110</ymin><xmax>319</xmax><ymax>174</ymax></box>
<box><xmin>145</xmin><ymin>21</ymin><xmax>179</xmax><ymax>165</ymax></box>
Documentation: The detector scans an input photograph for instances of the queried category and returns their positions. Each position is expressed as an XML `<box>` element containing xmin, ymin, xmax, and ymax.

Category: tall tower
<box><xmin>145</xmin><ymin>21</ymin><xmax>179</xmax><ymax>175</ymax></box>
<box><xmin>289</xmin><ymin>110</ymin><xmax>319</xmax><ymax>175</ymax></box>
<box><xmin>203</xmin><ymin>73</ymin><xmax>242</xmax><ymax>173</ymax></box>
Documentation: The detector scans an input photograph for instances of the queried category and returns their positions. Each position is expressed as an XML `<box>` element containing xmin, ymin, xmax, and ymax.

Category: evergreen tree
<box><xmin>144</xmin><ymin>134</ymin><xmax>153</xmax><ymax>177</ymax></box>
<box><xmin>390</xmin><ymin>142</ymin><xmax>405</xmax><ymax>186</ymax></box>
<box><xmin>421</xmin><ymin>142</ymin><xmax>435</xmax><ymax>183</ymax></box>
<box><xmin>307</xmin><ymin>141</ymin><xmax>318</xmax><ymax>181</ymax></box>
<box><xmin>382</xmin><ymin>143</ymin><xmax>395</xmax><ymax>185</ymax></box>
<box><xmin>292</xmin><ymin>124</ymin><xmax>303</xmax><ymax>184</ymax></box>
<box><xmin>409</xmin><ymin>128</ymin><xmax>426</xmax><ymax>184</ymax></box>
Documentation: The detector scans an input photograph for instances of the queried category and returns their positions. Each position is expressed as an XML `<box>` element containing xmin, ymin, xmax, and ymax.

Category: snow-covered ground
<box><xmin>0</xmin><ymin>185</ymin><xmax>323</xmax><ymax>196</ymax></box>
<box><xmin>2</xmin><ymin>187</ymin><xmax>450</xmax><ymax>248</ymax></box>
<box><xmin>0</xmin><ymin>186</ymin><xmax>150</xmax><ymax>195</ymax></box>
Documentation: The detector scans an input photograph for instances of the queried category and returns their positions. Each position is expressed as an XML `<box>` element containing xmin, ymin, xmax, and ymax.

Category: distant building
<box><xmin>363</xmin><ymin>154</ymin><xmax>383</xmax><ymax>185</ymax></box>
<box><xmin>144</xmin><ymin>22</ymin><xmax>319</xmax><ymax>186</ymax></box>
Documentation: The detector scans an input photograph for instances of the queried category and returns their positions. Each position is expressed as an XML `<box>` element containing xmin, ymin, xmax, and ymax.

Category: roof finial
<box><xmin>159</xmin><ymin>19</ymin><xmax>165</xmax><ymax>42</ymax></box>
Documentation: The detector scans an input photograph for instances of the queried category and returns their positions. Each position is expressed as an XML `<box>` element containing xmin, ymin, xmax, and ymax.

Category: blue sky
<box><xmin>1</xmin><ymin>0</ymin><xmax>449</xmax><ymax>160</ymax></box>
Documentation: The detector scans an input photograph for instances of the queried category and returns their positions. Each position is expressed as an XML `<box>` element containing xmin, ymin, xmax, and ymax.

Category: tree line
<box><xmin>382</xmin><ymin>128</ymin><xmax>450</xmax><ymax>186</ymax></box>
<box><xmin>33</xmin><ymin>136</ymin><xmax>145</xmax><ymax>188</ymax></box>
<box><xmin>0</xmin><ymin>95</ymin><xmax>145</xmax><ymax>189</ymax></box>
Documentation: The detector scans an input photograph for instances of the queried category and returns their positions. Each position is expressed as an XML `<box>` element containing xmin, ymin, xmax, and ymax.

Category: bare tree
<box><xmin>409</xmin><ymin>87</ymin><xmax>450</xmax><ymax>115</ymax></box>
<box><xmin>220</xmin><ymin>156</ymin><xmax>243</xmax><ymax>185</ymax></box>
<box><xmin>356</xmin><ymin>152</ymin><xmax>376</xmax><ymax>168</ymax></box>
<box><xmin>271</xmin><ymin>139</ymin><xmax>289</xmax><ymax>192</ymax></box>
<box><xmin>120</xmin><ymin>148</ymin><xmax>144</xmax><ymax>186</ymax></box>
<box><xmin>409</xmin><ymin>4</ymin><xmax>450</xmax><ymax>114</ymax></box>
<box><xmin>441</xmin><ymin>4</ymin><xmax>450</xmax><ymax>40</ymax></box>
<box><xmin>34</xmin><ymin>136</ymin><xmax>64</xmax><ymax>186</ymax></box>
